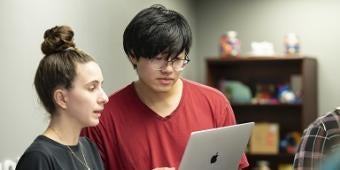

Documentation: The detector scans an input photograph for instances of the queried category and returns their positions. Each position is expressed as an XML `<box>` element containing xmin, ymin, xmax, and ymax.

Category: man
<box><xmin>82</xmin><ymin>4</ymin><xmax>248</xmax><ymax>170</ymax></box>
<box><xmin>294</xmin><ymin>107</ymin><xmax>340</xmax><ymax>170</ymax></box>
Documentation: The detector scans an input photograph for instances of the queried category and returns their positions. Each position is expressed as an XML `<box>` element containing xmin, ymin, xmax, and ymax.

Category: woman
<box><xmin>16</xmin><ymin>25</ymin><xmax>108</xmax><ymax>170</ymax></box>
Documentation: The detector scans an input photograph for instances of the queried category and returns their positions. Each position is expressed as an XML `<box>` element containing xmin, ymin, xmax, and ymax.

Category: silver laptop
<box><xmin>179</xmin><ymin>122</ymin><xmax>254</xmax><ymax>170</ymax></box>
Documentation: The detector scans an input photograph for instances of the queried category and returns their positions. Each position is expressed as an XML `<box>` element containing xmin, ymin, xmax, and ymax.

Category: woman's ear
<box><xmin>53</xmin><ymin>88</ymin><xmax>68</xmax><ymax>110</ymax></box>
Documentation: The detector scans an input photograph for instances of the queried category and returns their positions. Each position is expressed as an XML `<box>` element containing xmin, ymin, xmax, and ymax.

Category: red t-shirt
<box><xmin>82</xmin><ymin>79</ymin><xmax>248</xmax><ymax>170</ymax></box>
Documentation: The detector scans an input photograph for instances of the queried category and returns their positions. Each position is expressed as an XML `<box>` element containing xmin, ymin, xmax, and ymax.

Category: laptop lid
<box><xmin>179</xmin><ymin>122</ymin><xmax>254</xmax><ymax>170</ymax></box>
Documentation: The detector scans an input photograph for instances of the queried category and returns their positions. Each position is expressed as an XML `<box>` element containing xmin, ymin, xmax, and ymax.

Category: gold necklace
<box><xmin>50</xmin><ymin>128</ymin><xmax>91</xmax><ymax>170</ymax></box>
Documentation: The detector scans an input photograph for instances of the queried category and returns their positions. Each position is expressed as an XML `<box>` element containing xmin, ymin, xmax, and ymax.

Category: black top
<box><xmin>16</xmin><ymin>135</ymin><xmax>104</xmax><ymax>170</ymax></box>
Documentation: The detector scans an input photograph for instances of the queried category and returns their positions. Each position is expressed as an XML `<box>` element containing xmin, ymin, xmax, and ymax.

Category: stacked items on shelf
<box><xmin>219</xmin><ymin>79</ymin><xmax>302</xmax><ymax>105</ymax></box>
<box><xmin>206</xmin><ymin>56</ymin><xmax>317</xmax><ymax>170</ymax></box>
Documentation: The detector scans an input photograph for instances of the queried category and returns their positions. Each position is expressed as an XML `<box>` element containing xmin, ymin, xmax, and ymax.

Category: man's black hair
<box><xmin>123</xmin><ymin>4</ymin><xmax>192</xmax><ymax>66</ymax></box>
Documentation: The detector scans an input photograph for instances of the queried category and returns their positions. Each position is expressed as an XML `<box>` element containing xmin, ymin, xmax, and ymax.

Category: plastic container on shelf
<box><xmin>284</xmin><ymin>33</ymin><xmax>300</xmax><ymax>55</ymax></box>
<box><xmin>254</xmin><ymin>160</ymin><xmax>271</xmax><ymax>170</ymax></box>
<box><xmin>219</xmin><ymin>31</ymin><xmax>240</xmax><ymax>57</ymax></box>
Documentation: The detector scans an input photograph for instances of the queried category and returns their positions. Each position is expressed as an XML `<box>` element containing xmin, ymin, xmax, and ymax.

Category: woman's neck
<box><xmin>44</xmin><ymin>113</ymin><xmax>82</xmax><ymax>145</ymax></box>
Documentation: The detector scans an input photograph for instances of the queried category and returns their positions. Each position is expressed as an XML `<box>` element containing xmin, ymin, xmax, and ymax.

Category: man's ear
<box><xmin>129</xmin><ymin>55</ymin><xmax>138</xmax><ymax>65</ymax></box>
<box><xmin>53</xmin><ymin>88</ymin><xmax>68</xmax><ymax>110</ymax></box>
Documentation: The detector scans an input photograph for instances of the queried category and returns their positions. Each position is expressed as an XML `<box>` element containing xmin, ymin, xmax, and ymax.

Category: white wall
<box><xmin>0</xmin><ymin>0</ymin><xmax>196</xmax><ymax>162</ymax></box>
<box><xmin>195</xmin><ymin>0</ymin><xmax>340</xmax><ymax>115</ymax></box>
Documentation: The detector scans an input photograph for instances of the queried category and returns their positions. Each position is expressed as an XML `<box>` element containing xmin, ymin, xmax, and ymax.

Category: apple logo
<box><xmin>210</xmin><ymin>152</ymin><xmax>219</xmax><ymax>164</ymax></box>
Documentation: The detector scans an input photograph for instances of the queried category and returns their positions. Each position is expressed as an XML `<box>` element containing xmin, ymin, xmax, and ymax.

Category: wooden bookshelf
<box><xmin>206</xmin><ymin>56</ymin><xmax>318</xmax><ymax>169</ymax></box>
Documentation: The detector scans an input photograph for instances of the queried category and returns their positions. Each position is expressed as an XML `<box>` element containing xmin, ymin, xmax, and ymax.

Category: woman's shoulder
<box><xmin>24</xmin><ymin>135</ymin><xmax>56</xmax><ymax>154</ymax></box>
<box><xmin>16</xmin><ymin>136</ymin><xmax>54</xmax><ymax>169</ymax></box>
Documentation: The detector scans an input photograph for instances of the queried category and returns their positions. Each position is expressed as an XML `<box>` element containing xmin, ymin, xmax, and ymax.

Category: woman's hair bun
<box><xmin>41</xmin><ymin>25</ymin><xmax>76</xmax><ymax>55</ymax></box>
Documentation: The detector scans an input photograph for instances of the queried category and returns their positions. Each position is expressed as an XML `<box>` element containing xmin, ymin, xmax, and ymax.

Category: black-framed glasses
<box><xmin>149</xmin><ymin>56</ymin><xmax>190</xmax><ymax>71</ymax></box>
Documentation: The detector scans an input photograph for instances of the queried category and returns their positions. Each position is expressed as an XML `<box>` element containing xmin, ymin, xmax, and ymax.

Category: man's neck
<box><xmin>134</xmin><ymin>79</ymin><xmax>183</xmax><ymax>117</ymax></box>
